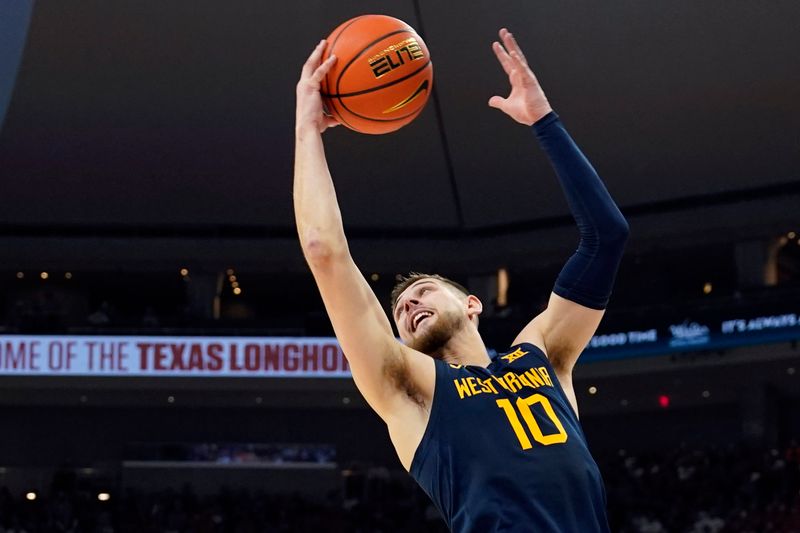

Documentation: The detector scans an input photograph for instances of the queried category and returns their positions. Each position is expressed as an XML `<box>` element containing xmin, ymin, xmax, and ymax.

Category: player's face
<box><xmin>393</xmin><ymin>279</ymin><xmax>467</xmax><ymax>355</ymax></box>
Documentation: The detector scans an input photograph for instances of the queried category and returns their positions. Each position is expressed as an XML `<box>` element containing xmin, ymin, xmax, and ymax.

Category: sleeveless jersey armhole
<box><xmin>409</xmin><ymin>358</ymin><xmax>446</xmax><ymax>476</ymax></box>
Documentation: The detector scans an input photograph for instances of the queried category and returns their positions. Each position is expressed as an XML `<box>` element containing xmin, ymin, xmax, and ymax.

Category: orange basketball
<box><xmin>321</xmin><ymin>14</ymin><xmax>434</xmax><ymax>135</ymax></box>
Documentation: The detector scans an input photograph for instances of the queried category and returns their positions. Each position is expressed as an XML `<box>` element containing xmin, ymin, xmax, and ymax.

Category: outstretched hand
<box><xmin>488</xmin><ymin>28</ymin><xmax>552</xmax><ymax>126</ymax></box>
<box><xmin>296</xmin><ymin>40</ymin><xmax>340</xmax><ymax>134</ymax></box>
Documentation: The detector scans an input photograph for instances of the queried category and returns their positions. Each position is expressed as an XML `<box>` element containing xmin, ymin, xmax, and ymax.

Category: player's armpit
<box><xmin>512</xmin><ymin>292</ymin><xmax>605</xmax><ymax>374</ymax></box>
<box><xmin>304</xmin><ymin>250</ymin><xmax>435</xmax><ymax>419</ymax></box>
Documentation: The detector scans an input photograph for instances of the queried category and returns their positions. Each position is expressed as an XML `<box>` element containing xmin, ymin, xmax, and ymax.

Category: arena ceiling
<box><xmin>0</xmin><ymin>0</ymin><xmax>798</xmax><ymax>273</ymax></box>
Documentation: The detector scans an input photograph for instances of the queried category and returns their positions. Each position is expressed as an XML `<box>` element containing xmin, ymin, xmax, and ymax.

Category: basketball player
<box><xmin>294</xmin><ymin>28</ymin><xmax>628</xmax><ymax>532</ymax></box>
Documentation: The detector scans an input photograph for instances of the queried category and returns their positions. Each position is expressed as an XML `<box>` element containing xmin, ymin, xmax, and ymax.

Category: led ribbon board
<box><xmin>1</xmin><ymin>310</ymin><xmax>798</xmax><ymax>377</ymax></box>
<box><xmin>0</xmin><ymin>336</ymin><xmax>350</xmax><ymax>377</ymax></box>
<box><xmin>582</xmin><ymin>310</ymin><xmax>800</xmax><ymax>362</ymax></box>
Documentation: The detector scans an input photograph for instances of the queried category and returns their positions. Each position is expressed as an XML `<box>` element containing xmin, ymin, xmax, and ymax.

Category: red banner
<box><xmin>0</xmin><ymin>336</ymin><xmax>351</xmax><ymax>377</ymax></box>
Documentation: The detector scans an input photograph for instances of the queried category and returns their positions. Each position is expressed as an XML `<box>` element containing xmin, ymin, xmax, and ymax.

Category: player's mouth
<box><xmin>409</xmin><ymin>309</ymin><xmax>434</xmax><ymax>333</ymax></box>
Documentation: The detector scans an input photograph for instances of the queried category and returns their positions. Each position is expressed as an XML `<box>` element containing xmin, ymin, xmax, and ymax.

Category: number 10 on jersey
<box><xmin>496</xmin><ymin>394</ymin><xmax>568</xmax><ymax>450</ymax></box>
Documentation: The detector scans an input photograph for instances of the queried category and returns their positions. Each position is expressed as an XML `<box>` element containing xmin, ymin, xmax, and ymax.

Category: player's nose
<box><xmin>403</xmin><ymin>298</ymin><xmax>420</xmax><ymax>313</ymax></box>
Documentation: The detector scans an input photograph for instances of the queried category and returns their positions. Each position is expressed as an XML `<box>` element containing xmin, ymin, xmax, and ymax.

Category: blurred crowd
<box><xmin>0</xmin><ymin>484</ymin><xmax>443</xmax><ymax>533</ymax></box>
<box><xmin>605</xmin><ymin>442</ymin><xmax>800</xmax><ymax>532</ymax></box>
<box><xmin>1</xmin><ymin>442</ymin><xmax>799</xmax><ymax>532</ymax></box>
<box><xmin>4</xmin><ymin>270</ymin><xmax>799</xmax><ymax>338</ymax></box>
<box><xmin>126</xmin><ymin>443</ymin><xmax>336</xmax><ymax>466</ymax></box>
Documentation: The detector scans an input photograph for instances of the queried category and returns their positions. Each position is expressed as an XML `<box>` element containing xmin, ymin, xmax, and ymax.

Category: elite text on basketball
<box><xmin>368</xmin><ymin>37</ymin><xmax>425</xmax><ymax>78</ymax></box>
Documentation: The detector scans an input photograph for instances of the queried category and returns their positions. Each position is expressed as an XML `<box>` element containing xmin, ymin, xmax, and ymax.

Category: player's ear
<box><xmin>466</xmin><ymin>294</ymin><xmax>483</xmax><ymax>322</ymax></box>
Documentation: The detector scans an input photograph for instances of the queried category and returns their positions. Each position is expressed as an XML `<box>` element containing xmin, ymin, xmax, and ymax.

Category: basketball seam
<box><xmin>325</xmin><ymin>14</ymin><xmax>366</xmax><ymax>87</ymax></box>
<box><xmin>340</xmin><ymin>105</ymin><xmax>424</xmax><ymax>125</ymax></box>
<box><xmin>322</xmin><ymin>59</ymin><xmax>432</xmax><ymax>98</ymax></box>
<box><xmin>334</xmin><ymin>28</ymin><xmax>415</xmax><ymax>96</ymax></box>
<box><xmin>323</xmin><ymin>16</ymin><xmax>368</xmax><ymax>132</ymax></box>
<box><xmin>337</xmin><ymin>67</ymin><xmax>432</xmax><ymax>123</ymax></box>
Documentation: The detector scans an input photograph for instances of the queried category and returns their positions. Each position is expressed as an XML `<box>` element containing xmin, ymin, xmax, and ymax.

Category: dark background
<box><xmin>1</xmin><ymin>0</ymin><xmax>798</xmax><ymax>275</ymax></box>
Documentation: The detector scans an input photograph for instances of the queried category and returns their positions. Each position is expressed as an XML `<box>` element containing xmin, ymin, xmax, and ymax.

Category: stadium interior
<box><xmin>0</xmin><ymin>1</ymin><xmax>799</xmax><ymax>531</ymax></box>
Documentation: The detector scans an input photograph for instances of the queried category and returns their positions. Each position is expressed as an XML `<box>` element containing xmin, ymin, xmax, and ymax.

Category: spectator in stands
<box><xmin>87</xmin><ymin>301</ymin><xmax>112</xmax><ymax>326</ymax></box>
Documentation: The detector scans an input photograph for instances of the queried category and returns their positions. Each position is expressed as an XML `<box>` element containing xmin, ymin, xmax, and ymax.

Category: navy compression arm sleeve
<box><xmin>533</xmin><ymin>111</ymin><xmax>629</xmax><ymax>310</ymax></box>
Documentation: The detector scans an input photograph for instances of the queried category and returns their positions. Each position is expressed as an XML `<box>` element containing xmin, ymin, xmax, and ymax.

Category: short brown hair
<box><xmin>390</xmin><ymin>272</ymin><xmax>469</xmax><ymax>312</ymax></box>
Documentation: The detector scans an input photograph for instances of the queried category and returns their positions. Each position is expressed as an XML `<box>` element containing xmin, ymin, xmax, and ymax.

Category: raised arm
<box><xmin>489</xmin><ymin>29</ymin><xmax>629</xmax><ymax>380</ymax></box>
<box><xmin>293</xmin><ymin>41</ymin><xmax>434</xmax><ymax>421</ymax></box>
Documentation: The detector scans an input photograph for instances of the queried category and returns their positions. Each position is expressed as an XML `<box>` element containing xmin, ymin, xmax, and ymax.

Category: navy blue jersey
<box><xmin>410</xmin><ymin>343</ymin><xmax>610</xmax><ymax>533</ymax></box>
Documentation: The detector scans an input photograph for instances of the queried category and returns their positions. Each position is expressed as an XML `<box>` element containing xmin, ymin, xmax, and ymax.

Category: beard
<box><xmin>408</xmin><ymin>309</ymin><xmax>465</xmax><ymax>357</ymax></box>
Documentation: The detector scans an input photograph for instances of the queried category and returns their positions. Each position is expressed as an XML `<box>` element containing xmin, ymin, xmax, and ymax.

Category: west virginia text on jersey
<box><xmin>452</xmin><ymin>364</ymin><xmax>553</xmax><ymax>399</ymax></box>
<box><xmin>410</xmin><ymin>343</ymin><xmax>610</xmax><ymax>533</ymax></box>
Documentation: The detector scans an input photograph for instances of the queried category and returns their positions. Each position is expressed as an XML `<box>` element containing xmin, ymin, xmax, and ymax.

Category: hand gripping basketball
<box><xmin>296</xmin><ymin>39</ymin><xmax>340</xmax><ymax>134</ymax></box>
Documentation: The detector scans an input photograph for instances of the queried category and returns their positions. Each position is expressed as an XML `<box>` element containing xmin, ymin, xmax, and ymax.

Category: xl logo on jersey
<box><xmin>368</xmin><ymin>37</ymin><xmax>425</xmax><ymax>79</ymax></box>
<box><xmin>500</xmin><ymin>348</ymin><xmax>528</xmax><ymax>363</ymax></box>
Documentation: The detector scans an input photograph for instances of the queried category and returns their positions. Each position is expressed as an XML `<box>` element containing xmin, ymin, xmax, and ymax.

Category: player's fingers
<box><xmin>501</xmin><ymin>29</ymin><xmax>529</xmax><ymax>67</ymax></box>
<box><xmin>301</xmin><ymin>40</ymin><xmax>327</xmax><ymax>78</ymax></box>
<box><xmin>492</xmin><ymin>41</ymin><xmax>513</xmax><ymax>76</ymax></box>
<box><xmin>509</xmin><ymin>50</ymin><xmax>529</xmax><ymax>73</ymax></box>
<box><xmin>311</xmin><ymin>55</ymin><xmax>337</xmax><ymax>84</ymax></box>
<box><xmin>488</xmin><ymin>95</ymin><xmax>508</xmax><ymax>112</ymax></box>
<box><xmin>508</xmin><ymin>55</ymin><xmax>538</xmax><ymax>89</ymax></box>
<box><xmin>301</xmin><ymin>40</ymin><xmax>324</xmax><ymax>78</ymax></box>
